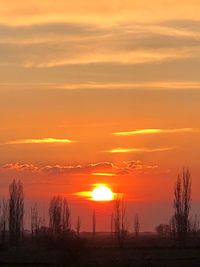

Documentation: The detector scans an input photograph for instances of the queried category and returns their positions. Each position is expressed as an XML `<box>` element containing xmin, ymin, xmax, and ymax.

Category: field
<box><xmin>1</xmin><ymin>233</ymin><xmax>200</xmax><ymax>267</ymax></box>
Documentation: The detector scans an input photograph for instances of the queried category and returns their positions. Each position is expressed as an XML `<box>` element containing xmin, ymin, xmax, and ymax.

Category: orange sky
<box><xmin>1</xmin><ymin>0</ymin><xmax>200</xmax><ymax>231</ymax></box>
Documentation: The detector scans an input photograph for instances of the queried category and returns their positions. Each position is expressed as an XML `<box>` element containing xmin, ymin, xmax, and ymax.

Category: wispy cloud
<box><xmin>41</xmin><ymin>162</ymin><xmax>115</xmax><ymax>175</ymax></box>
<box><xmin>1</xmin><ymin>1</ymin><xmax>200</xmax><ymax>26</ymax></box>
<box><xmin>5</xmin><ymin>137</ymin><xmax>75</xmax><ymax>145</ymax></box>
<box><xmin>105</xmin><ymin>147</ymin><xmax>175</xmax><ymax>153</ymax></box>
<box><xmin>1</xmin><ymin>20</ymin><xmax>200</xmax><ymax>85</ymax></box>
<box><xmin>3</xmin><ymin>81</ymin><xmax>200</xmax><ymax>91</ymax></box>
<box><xmin>2</xmin><ymin>160</ymin><xmax>158</xmax><ymax>176</ymax></box>
<box><xmin>24</xmin><ymin>48</ymin><xmax>190</xmax><ymax>68</ymax></box>
<box><xmin>113</xmin><ymin>128</ymin><xmax>197</xmax><ymax>136</ymax></box>
<box><xmin>1</xmin><ymin>21</ymin><xmax>200</xmax><ymax>69</ymax></box>
<box><xmin>3</xmin><ymin>162</ymin><xmax>39</xmax><ymax>172</ymax></box>
<box><xmin>58</xmin><ymin>81</ymin><xmax>200</xmax><ymax>90</ymax></box>
<box><xmin>116</xmin><ymin>160</ymin><xmax>158</xmax><ymax>175</ymax></box>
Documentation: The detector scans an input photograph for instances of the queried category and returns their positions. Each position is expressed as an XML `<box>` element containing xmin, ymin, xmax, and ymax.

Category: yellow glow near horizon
<box><xmin>92</xmin><ymin>172</ymin><xmax>116</xmax><ymax>176</ymax></box>
<box><xmin>91</xmin><ymin>185</ymin><xmax>114</xmax><ymax>201</ymax></box>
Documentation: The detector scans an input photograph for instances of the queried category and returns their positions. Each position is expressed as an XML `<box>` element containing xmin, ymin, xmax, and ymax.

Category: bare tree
<box><xmin>155</xmin><ymin>224</ymin><xmax>171</xmax><ymax>238</ymax></box>
<box><xmin>172</xmin><ymin>168</ymin><xmax>191</xmax><ymax>246</ymax></box>
<box><xmin>92</xmin><ymin>211</ymin><xmax>96</xmax><ymax>239</ymax></box>
<box><xmin>9</xmin><ymin>180</ymin><xmax>24</xmax><ymax>246</ymax></box>
<box><xmin>170</xmin><ymin>216</ymin><xmax>176</xmax><ymax>240</ymax></box>
<box><xmin>62</xmin><ymin>198</ymin><xmax>71</xmax><ymax>231</ymax></box>
<box><xmin>0</xmin><ymin>198</ymin><xmax>8</xmax><ymax>245</ymax></box>
<box><xmin>31</xmin><ymin>204</ymin><xmax>40</xmax><ymax>240</ymax></box>
<box><xmin>110</xmin><ymin>213</ymin><xmax>114</xmax><ymax>238</ymax></box>
<box><xmin>134</xmin><ymin>213</ymin><xmax>140</xmax><ymax>239</ymax></box>
<box><xmin>49</xmin><ymin>196</ymin><xmax>62</xmax><ymax>235</ymax></box>
<box><xmin>75</xmin><ymin>216</ymin><xmax>81</xmax><ymax>236</ymax></box>
<box><xmin>189</xmin><ymin>214</ymin><xmax>199</xmax><ymax>239</ymax></box>
<box><xmin>49</xmin><ymin>195</ymin><xmax>70</xmax><ymax>237</ymax></box>
<box><xmin>113</xmin><ymin>193</ymin><xmax>127</xmax><ymax>248</ymax></box>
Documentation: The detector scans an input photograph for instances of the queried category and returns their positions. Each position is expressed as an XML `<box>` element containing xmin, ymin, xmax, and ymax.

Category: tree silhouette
<box><xmin>172</xmin><ymin>168</ymin><xmax>191</xmax><ymax>246</ymax></box>
<box><xmin>110</xmin><ymin>212</ymin><xmax>114</xmax><ymax>238</ymax></box>
<box><xmin>92</xmin><ymin>211</ymin><xmax>96</xmax><ymax>239</ymax></box>
<box><xmin>49</xmin><ymin>195</ymin><xmax>70</xmax><ymax>237</ymax></box>
<box><xmin>9</xmin><ymin>180</ymin><xmax>24</xmax><ymax>246</ymax></box>
<box><xmin>134</xmin><ymin>213</ymin><xmax>140</xmax><ymax>239</ymax></box>
<box><xmin>75</xmin><ymin>216</ymin><xmax>81</xmax><ymax>236</ymax></box>
<box><xmin>155</xmin><ymin>224</ymin><xmax>171</xmax><ymax>238</ymax></box>
<box><xmin>31</xmin><ymin>204</ymin><xmax>40</xmax><ymax>240</ymax></box>
<box><xmin>0</xmin><ymin>198</ymin><xmax>8</xmax><ymax>245</ymax></box>
<box><xmin>62</xmin><ymin>198</ymin><xmax>71</xmax><ymax>231</ymax></box>
<box><xmin>113</xmin><ymin>193</ymin><xmax>127</xmax><ymax>248</ymax></box>
<box><xmin>189</xmin><ymin>214</ymin><xmax>199</xmax><ymax>239</ymax></box>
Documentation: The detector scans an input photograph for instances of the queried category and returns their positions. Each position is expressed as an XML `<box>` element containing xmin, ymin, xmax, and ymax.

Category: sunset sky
<box><xmin>1</xmin><ymin>0</ymin><xmax>200</xmax><ymax>231</ymax></box>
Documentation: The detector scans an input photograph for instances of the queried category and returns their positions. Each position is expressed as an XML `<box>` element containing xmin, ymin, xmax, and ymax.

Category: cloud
<box><xmin>91</xmin><ymin>173</ymin><xmax>116</xmax><ymax>177</ymax></box>
<box><xmin>1</xmin><ymin>21</ymin><xmax>200</xmax><ymax>69</ymax></box>
<box><xmin>1</xmin><ymin>20</ymin><xmax>200</xmax><ymax>85</ymax></box>
<box><xmin>2</xmin><ymin>81</ymin><xmax>200</xmax><ymax>91</ymax></box>
<box><xmin>105</xmin><ymin>147</ymin><xmax>175</xmax><ymax>153</ymax></box>
<box><xmin>1</xmin><ymin>1</ymin><xmax>200</xmax><ymax>26</ymax></box>
<box><xmin>5</xmin><ymin>137</ymin><xmax>75</xmax><ymax>145</ymax></box>
<box><xmin>41</xmin><ymin>162</ymin><xmax>115</xmax><ymax>175</ymax></box>
<box><xmin>3</xmin><ymin>162</ymin><xmax>39</xmax><ymax>172</ymax></box>
<box><xmin>23</xmin><ymin>47</ymin><xmax>192</xmax><ymax>68</ymax></box>
<box><xmin>2</xmin><ymin>160</ymin><xmax>157</xmax><ymax>176</ymax></box>
<box><xmin>57</xmin><ymin>81</ymin><xmax>200</xmax><ymax>90</ymax></box>
<box><xmin>116</xmin><ymin>160</ymin><xmax>158</xmax><ymax>175</ymax></box>
<box><xmin>113</xmin><ymin>128</ymin><xmax>197</xmax><ymax>136</ymax></box>
<box><xmin>2</xmin><ymin>162</ymin><xmax>116</xmax><ymax>176</ymax></box>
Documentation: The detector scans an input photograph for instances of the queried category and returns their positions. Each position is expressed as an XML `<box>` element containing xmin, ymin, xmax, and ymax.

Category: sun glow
<box><xmin>92</xmin><ymin>172</ymin><xmax>116</xmax><ymax>176</ymax></box>
<box><xmin>91</xmin><ymin>185</ymin><xmax>114</xmax><ymax>201</ymax></box>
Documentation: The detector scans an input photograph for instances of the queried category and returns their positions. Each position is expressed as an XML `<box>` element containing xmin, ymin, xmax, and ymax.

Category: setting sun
<box><xmin>91</xmin><ymin>185</ymin><xmax>114</xmax><ymax>201</ymax></box>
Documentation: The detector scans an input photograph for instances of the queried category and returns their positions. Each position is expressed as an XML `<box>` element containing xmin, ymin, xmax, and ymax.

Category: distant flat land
<box><xmin>1</xmin><ymin>233</ymin><xmax>200</xmax><ymax>267</ymax></box>
<box><xmin>81</xmin><ymin>247</ymin><xmax>200</xmax><ymax>267</ymax></box>
<box><xmin>1</xmin><ymin>247</ymin><xmax>200</xmax><ymax>267</ymax></box>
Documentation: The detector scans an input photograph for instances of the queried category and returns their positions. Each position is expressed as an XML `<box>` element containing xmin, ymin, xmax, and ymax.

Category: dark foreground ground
<box><xmin>1</xmin><ymin>246</ymin><xmax>200</xmax><ymax>267</ymax></box>
<box><xmin>83</xmin><ymin>247</ymin><xmax>200</xmax><ymax>267</ymax></box>
<box><xmin>1</xmin><ymin>233</ymin><xmax>200</xmax><ymax>267</ymax></box>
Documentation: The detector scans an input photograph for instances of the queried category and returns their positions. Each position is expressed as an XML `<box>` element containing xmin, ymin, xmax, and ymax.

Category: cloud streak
<box><xmin>113</xmin><ymin>128</ymin><xmax>197</xmax><ymax>136</ymax></box>
<box><xmin>5</xmin><ymin>138</ymin><xmax>75</xmax><ymax>145</ymax></box>
<box><xmin>105</xmin><ymin>147</ymin><xmax>175</xmax><ymax>153</ymax></box>
<box><xmin>2</xmin><ymin>81</ymin><xmax>200</xmax><ymax>91</ymax></box>
<box><xmin>1</xmin><ymin>21</ymin><xmax>200</xmax><ymax>69</ymax></box>
<box><xmin>1</xmin><ymin>1</ymin><xmax>200</xmax><ymax>26</ymax></box>
<box><xmin>57</xmin><ymin>81</ymin><xmax>200</xmax><ymax>90</ymax></box>
<box><xmin>91</xmin><ymin>172</ymin><xmax>116</xmax><ymax>177</ymax></box>
<box><xmin>1</xmin><ymin>20</ymin><xmax>200</xmax><ymax>86</ymax></box>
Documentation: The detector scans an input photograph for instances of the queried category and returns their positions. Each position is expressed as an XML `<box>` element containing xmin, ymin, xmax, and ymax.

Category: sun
<box><xmin>91</xmin><ymin>185</ymin><xmax>114</xmax><ymax>201</ymax></box>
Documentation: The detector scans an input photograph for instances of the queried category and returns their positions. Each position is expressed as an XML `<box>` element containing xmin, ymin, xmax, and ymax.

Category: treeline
<box><xmin>111</xmin><ymin>169</ymin><xmax>200</xmax><ymax>247</ymax></box>
<box><xmin>111</xmin><ymin>168</ymin><xmax>200</xmax><ymax>248</ymax></box>
<box><xmin>155</xmin><ymin>169</ymin><xmax>199</xmax><ymax>247</ymax></box>
<box><xmin>0</xmin><ymin>180</ymin><xmax>85</xmax><ymax>255</ymax></box>
<box><xmin>0</xmin><ymin>180</ymin><xmax>24</xmax><ymax>246</ymax></box>
<box><xmin>0</xmin><ymin>168</ymin><xmax>199</xmax><ymax>250</ymax></box>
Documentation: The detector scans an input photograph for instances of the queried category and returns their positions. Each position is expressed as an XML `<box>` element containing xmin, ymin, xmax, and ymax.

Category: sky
<box><xmin>1</xmin><ymin>0</ymin><xmax>200</xmax><ymax>232</ymax></box>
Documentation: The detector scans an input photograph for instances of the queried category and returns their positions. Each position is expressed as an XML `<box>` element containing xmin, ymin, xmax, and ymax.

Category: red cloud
<box><xmin>41</xmin><ymin>162</ymin><xmax>115</xmax><ymax>175</ymax></box>
<box><xmin>3</xmin><ymin>162</ymin><xmax>39</xmax><ymax>172</ymax></box>
<box><xmin>2</xmin><ymin>160</ymin><xmax>157</xmax><ymax>176</ymax></box>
